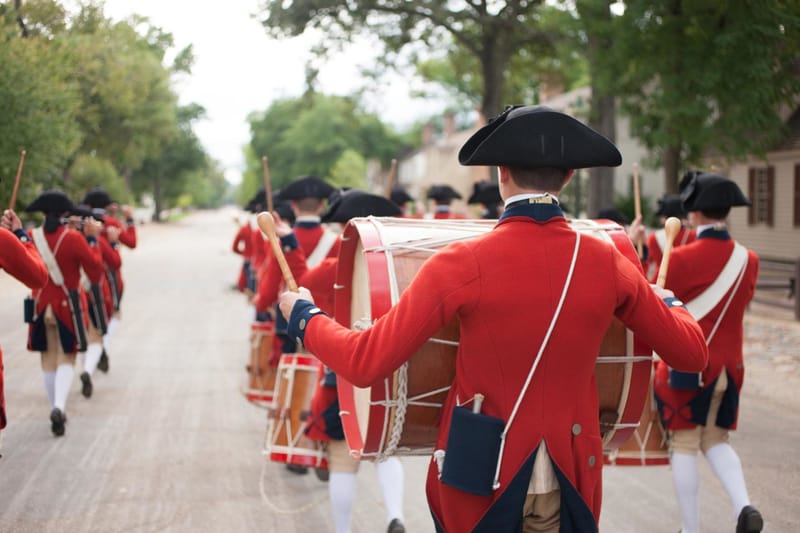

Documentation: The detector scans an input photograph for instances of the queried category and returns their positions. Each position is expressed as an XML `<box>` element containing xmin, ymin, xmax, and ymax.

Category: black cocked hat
<box><xmin>597</xmin><ymin>207</ymin><xmax>630</xmax><ymax>225</ymax></box>
<box><xmin>82</xmin><ymin>187</ymin><xmax>114</xmax><ymax>209</ymax></box>
<box><xmin>25</xmin><ymin>190</ymin><xmax>75</xmax><ymax>215</ymax></box>
<box><xmin>467</xmin><ymin>181</ymin><xmax>502</xmax><ymax>205</ymax></box>
<box><xmin>655</xmin><ymin>194</ymin><xmax>686</xmax><ymax>217</ymax></box>
<box><xmin>459</xmin><ymin>105</ymin><xmax>622</xmax><ymax>169</ymax></box>
<box><xmin>681</xmin><ymin>173</ymin><xmax>751</xmax><ymax>211</ymax></box>
<box><xmin>321</xmin><ymin>190</ymin><xmax>402</xmax><ymax>223</ymax></box>
<box><xmin>426</xmin><ymin>184</ymin><xmax>462</xmax><ymax>202</ymax></box>
<box><xmin>390</xmin><ymin>186</ymin><xmax>414</xmax><ymax>206</ymax></box>
<box><xmin>277</xmin><ymin>175</ymin><xmax>335</xmax><ymax>201</ymax></box>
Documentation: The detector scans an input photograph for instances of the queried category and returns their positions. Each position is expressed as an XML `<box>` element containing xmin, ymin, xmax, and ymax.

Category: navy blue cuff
<box><xmin>280</xmin><ymin>233</ymin><xmax>299</xmax><ymax>252</ymax></box>
<box><xmin>86</xmin><ymin>236</ymin><xmax>98</xmax><ymax>246</ymax></box>
<box><xmin>663</xmin><ymin>297</ymin><xmax>686</xmax><ymax>309</ymax></box>
<box><xmin>111</xmin><ymin>241</ymin><xmax>120</xmax><ymax>249</ymax></box>
<box><xmin>287</xmin><ymin>300</ymin><xmax>327</xmax><ymax>347</ymax></box>
<box><xmin>126</xmin><ymin>218</ymin><xmax>135</xmax><ymax>226</ymax></box>
<box><xmin>14</xmin><ymin>229</ymin><xmax>30</xmax><ymax>243</ymax></box>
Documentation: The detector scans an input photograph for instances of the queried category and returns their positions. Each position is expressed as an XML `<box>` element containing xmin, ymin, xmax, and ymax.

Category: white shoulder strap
<box><xmin>33</xmin><ymin>227</ymin><xmax>66</xmax><ymax>287</ymax></box>
<box><xmin>685</xmin><ymin>242</ymin><xmax>748</xmax><ymax>321</ymax></box>
<box><xmin>306</xmin><ymin>228</ymin><xmax>337</xmax><ymax>268</ymax></box>
<box><xmin>654</xmin><ymin>229</ymin><xmax>667</xmax><ymax>253</ymax></box>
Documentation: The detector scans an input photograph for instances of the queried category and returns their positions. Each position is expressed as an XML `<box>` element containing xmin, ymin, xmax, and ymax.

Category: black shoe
<box><xmin>314</xmin><ymin>467</ymin><xmax>329</xmax><ymax>482</ymax></box>
<box><xmin>50</xmin><ymin>408</ymin><xmax>66</xmax><ymax>437</ymax></box>
<box><xmin>387</xmin><ymin>518</ymin><xmax>405</xmax><ymax>533</ymax></box>
<box><xmin>736</xmin><ymin>505</ymin><xmax>763</xmax><ymax>533</ymax></box>
<box><xmin>97</xmin><ymin>350</ymin><xmax>109</xmax><ymax>373</ymax></box>
<box><xmin>80</xmin><ymin>371</ymin><xmax>93</xmax><ymax>398</ymax></box>
<box><xmin>285</xmin><ymin>464</ymin><xmax>308</xmax><ymax>475</ymax></box>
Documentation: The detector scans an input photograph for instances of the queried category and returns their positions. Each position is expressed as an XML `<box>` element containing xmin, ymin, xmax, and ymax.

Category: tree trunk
<box><xmin>153</xmin><ymin>174</ymin><xmax>162</xmax><ymax>222</ymax></box>
<box><xmin>587</xmin><ymin>92</ymin><xmax>617</xmax><ymax>218</ymax></box>
<box><xmin>662</xmin><ymin>146</ymin><xmax>680</xmax><ymax>194</ymax></box>
<box><xmin>479</xmin><ymin>37</ymin><xmax>506</xmax><ymax>122</ymax></box>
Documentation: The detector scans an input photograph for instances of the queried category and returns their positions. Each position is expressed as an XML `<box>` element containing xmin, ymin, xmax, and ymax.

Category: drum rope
<box><xmin>380</xmin><ymin>362</ymin><xmax>409</xmax><ymax>460</ymax></box>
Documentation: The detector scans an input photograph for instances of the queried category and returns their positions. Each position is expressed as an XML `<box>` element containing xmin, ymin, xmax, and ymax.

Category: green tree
<box><xmin>0</xmin><ymin>5</ymin><xmax>82</xmax><ymax>208</ymax></box>
<box><xmin>609</xmin><ymin>0</ymin><xmax>800</xmax><ymax>192</ymax></box>
<box><xmin>68</xmin><ymin>154</ymin><xmax>129</xmax><ymax>204</ymax></box>
<box><xmin>329</xmin><ymin>149</ymin><xmax>368</xmax><ymax>190</ymax></box>
<box><xmin>257</xmin><ymin>1</ymin><xmax>555</xmax><ymax>119</ymax></box>
<box><xmin>247</xmin><ymin>93</ymin><xmax>408</xmax><ymax>193</ymax></box>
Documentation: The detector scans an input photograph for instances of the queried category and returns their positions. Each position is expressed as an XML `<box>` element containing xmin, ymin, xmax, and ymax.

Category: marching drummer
<box><xmin>653</xmin><ymin>173</ymin><xmax>763</xmax><ymax>533</ymax></box>
<box><xmin>279</xmin><ymin>105</ymin><xmax>708</xmax><ymax>532</ymax></box>
<box><xmin>274</xmin><ymin>189</ymin><xmax>407</xmax><ymax>533</ymax></box>
<box><xmin>425</xmin><ymin>184</ymin><xmax>466</xmax><ymax>219</ymax></box>
<box><xmin>645</xmin><ymin>188</ymin><xmax>696</xmax><ymax>281</ymax></box>
<box><xmin>467</xmin><ymin>180</ymin><xmax>504</xmax><ymax>219</ymax></box>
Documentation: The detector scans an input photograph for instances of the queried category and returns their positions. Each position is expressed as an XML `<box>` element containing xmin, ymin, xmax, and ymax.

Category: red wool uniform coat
<box><xmin>645</xmin><ymin>226</ymin><xmax>696</xmax><ymax>282</ymax></box>
<box><xmin>654</xmin><ymin>230</ymin><xmax>758</xmax><ymax>431</ymax></box>
<box><xmin>232</xmin><ymin>223</ymin><xmax>253</xmax><ymax>291</ymax></box>
<box><xmin>104</xmin><ymin>216</ymin><xmax>137</xmax><ymax>249</ymax></box>
<box><xmin>290</xmin><ymin>208</ymin><xmax>708</xmax><ymax>532</ymax></box>
<box><xmin>1</xmin><ymin>228</ymin><xmax>49</xmax><ymax>429</ymax></box>
<box><xmin>28</xmin><ymin>226</ymin><xmax>105</xmax><ymax>354</ymax></box>
<box><xmin>253</xmin><ymin>223</ymin><xmax>340</xmax><ymax>314</ymax></box>
<box><xmin>98</xmin><ymin>236</ymin><xmax>122</xmax><ymax>317</ymax></box>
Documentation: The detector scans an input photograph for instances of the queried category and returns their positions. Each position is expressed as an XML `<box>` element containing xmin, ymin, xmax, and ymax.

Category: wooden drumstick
<box><xmin>9</xmin><ymin>149</ymin><xmax>26</xmax><ymax>210</ymax></box>
<box><xmin>656</xmin><ymin>217</ymin><xmax>682</xmax><ymax>289</ymax></box>
<box><xmin>385</xmin><ymin>158</ymin><xmax>397</xmax><ymax>199</ymax></box>
<box><xmin>261</xmin><ymin>156</ymin><xmax>273</xmax><ymax>214</ymax></box>
<box><xmin>257</xmin><ymin>211</ymin><xmax>298</xmax><ymax>292</ymax></box>
<box><xmin>633</xmin><ymin>162</ymin><xmax>643</xmax><ymax>258</ymax></box>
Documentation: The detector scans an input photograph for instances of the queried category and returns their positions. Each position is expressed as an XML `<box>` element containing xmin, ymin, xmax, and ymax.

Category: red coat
<box><xmin>232</xmin><ymin>224</ymin><xmax>252</xmax><ymax>257</ymax></box>
<box><xmin>654</xmin><ymin>231</ymin><xmax>758</xmax><ymax>431</ymax></box>
<box><xmin>28</xmin><ymin>226</ymin><xmax>105</xmax><ymax>353</ymax></box>
<box><xmin>98</xmin><ymin>236</ymin><xmax>122</xmax><ymax>316</ymax></box>
<box><xmin>645</xmin><ymin>225</ymin><xmax>696</xmax><ymax>282</ymax></box>
<box><xmin>1</xmin><ymin>228</ymin><xmax>48</xmax><ymax>429</ymax></box>
<box><xmin>104</xmin><ymin>216</ymin><xmax>137</xmax><ymax>249</ymax></box>
<box><xmin>296</xmin><ymin>211</ymin><xmax>707</xmax><ymax>531</ymax></box>
<box><xmin>254</xmin><ymin>224</ymin><xmax>339</xmax><ymax>314</ymax></box>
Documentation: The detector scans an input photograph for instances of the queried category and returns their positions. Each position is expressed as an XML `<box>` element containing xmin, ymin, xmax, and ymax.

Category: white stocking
<box><xmin>103</xmin><ymin>317</ymin><xmax>120</xmax><ymax>349</ymax></box>
<box><xmin>53</xmin><ymin>363</ymin><xmax>74</xmax><ymax>412</ymax></box>
<box><xmin>43</xmin><ymin>371</ymin><xmax>56</xmax><ymax>408</ymax></box>
<box><xmin>671</xmin><ymin>452</ymin><xmax>699</xmax><ymax>533</ymax></box>
<box><xmin>705</xmin><ymin>443</ymin><xmax>751</xmax><ymax>519</ymax></box>
<box><xmin>329</xmin><ymin>472</ymin><xmax>356</xmax><ymax>533</ymax></box>
<box><xmin>376</xmin><ymin>457</ymin><xmax>405</xmax><ymax>524</ymax></box>
<box><xmin>84</xmin><ymin>343</ymin><xmax>103</xmax><ymax>376</ymax></box>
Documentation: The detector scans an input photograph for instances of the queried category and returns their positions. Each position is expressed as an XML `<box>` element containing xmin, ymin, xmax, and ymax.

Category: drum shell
<box><xmin>335</xmin><ymin>217</ymin><xmax>652</xmax><ymax>459</ymax></box>
<box><xmin>244</xmin><ymin>321</ymin><xmax>278</xmax><ymax>406</ymax></box>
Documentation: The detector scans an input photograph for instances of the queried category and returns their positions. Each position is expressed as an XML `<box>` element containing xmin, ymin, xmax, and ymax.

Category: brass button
<box><xmin>299</xmin><ymin>318</ymin><xmax>306</xmax><ymax>330</ymax></box>
<box><xmin>588</xmin><ymin>455</ymin><xmax>596</xmax><ymax>467</ymax></box>
<box><xmin>572</xmin><ymin>423</ymin><xmax>582</xmax><ymax>435</ymax></box>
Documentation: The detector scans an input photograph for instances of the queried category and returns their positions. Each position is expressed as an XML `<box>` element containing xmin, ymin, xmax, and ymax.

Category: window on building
<box><xmin>748</xmin><ymin>166</ymin><xmax>774</xmax><ymax>226</ymax></box>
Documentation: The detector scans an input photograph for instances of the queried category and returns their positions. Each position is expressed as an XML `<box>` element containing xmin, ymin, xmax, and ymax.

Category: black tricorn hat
<box><xmin>655</xmin><ymin>193</ymin><xmax>686</xmax><ymax>217</ymax></box>
<box><xmin>426</xmin><ymin>184</ymin><xmax>462</xmax><ymax>202</ymax></box>
<box><xmin>277</xmin><ymin>175</ymin><xmax>335</xmax><ymax>201</ymax></box>
<box><xmin>82</xmin><ymin>187</ymin><xmax>114</xmax><ymax>209</ymax></box>
<box><xmin>597</xmin><ymin>207</ymin><xmax>630</xmax><ymax>225</ymax></box>
<box><xmin>321</xmin><ymin>190</ymin><xmax>402</xmax><ymax>223</ymax></box>
<box><xmin>459</xmin><ymin>105</ymin><xmax>622</xmax><ymax>169</ymax></box>
<box><xmin>678</xmin><ymin>170</ymin><xmax>704</xmax><ymax>193</ymax></box>
<box><xmin>25</xmin><ymin>190</ymin><xmax>75</xmax><ymax>215</ymax></box>
<box><xmin>467</xmin><ymin>181</ymin><xmax>502</xmax><ymax>205</ymax></box>
<box><xmin>390</xmin><ymin>186</ymin><xmax>414</xmax><ymax>206</ymax></box>
<box><xmin>681</xmin><ymin>173</ymin><xmax>751</xmax><ymax>211</ymax></box>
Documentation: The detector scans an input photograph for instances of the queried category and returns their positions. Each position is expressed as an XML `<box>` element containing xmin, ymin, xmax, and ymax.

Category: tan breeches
<box><xmin>40</xmin><ymin>307</ymin><xmax>77</xmax><ymax>372</ymax></box>
<box><xmin>669</xmin><ymin>372</ymin><xmax>730</xmax><ymax>454</ymax></box>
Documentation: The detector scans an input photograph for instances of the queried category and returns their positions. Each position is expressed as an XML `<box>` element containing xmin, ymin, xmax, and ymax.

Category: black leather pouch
<box><xmin>440</xmin><ymin>406</ymin><xmax>504</xmax><ymax>496</ymax></box>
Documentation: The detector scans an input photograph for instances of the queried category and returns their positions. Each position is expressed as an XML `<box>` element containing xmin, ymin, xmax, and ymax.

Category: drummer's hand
<box><xmin>83</xmin><ymin>219</ymin><xmax>100</xmax><ymax>238</ymax></box>
<box><xmin>627</xmin><ymin>215</ymin><xmax>645</xmax><ymax>245</ymax></box>
<box><xmin>278</xmin><ymin>287</ymin><xmax>314</xmax><ymax>321</ymax></box>
<box><xmin>2</xmin><ymin>209</ymin><xmax>22</xmax><ymax>231</ymax></box>
<box><xmin>272</xmin><ymin>211</ymin><xmax>293</xmax><ymax>238</ymax></box>
<box><xmin>106</xmin><ymin>225</ymin><xmax>121</xmax><ymax>243</ymax></box>
<box><xmin>650</xmin><ymin>284</ymin><xmax>675</xmax><ymax>300</ymax></box>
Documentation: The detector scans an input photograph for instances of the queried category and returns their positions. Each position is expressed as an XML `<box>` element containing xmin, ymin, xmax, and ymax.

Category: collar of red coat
<box><xmin>498</xmin><ymin>201</ymin><xmax>565</xmax><ymax>223</ymax></box>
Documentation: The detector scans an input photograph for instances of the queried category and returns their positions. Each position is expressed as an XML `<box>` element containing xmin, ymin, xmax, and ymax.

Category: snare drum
<box><xmin>243</xmin><ymin>321</ymin><xmax>278</xmax><ymax>407</ymax></box>
<box><xmin>604</xmin><ymin>382</ymin><xmax>670</xmax><ymax>466</ymax></box>
<box><xmin>334</xmin><ymin>217</ymin><xmax>653</xmax><ymax>459</ymax></box>
<box><xmin>265</xmin><ymin>353</ymin><xmax>328</xmax><ymax>469</ymax></box>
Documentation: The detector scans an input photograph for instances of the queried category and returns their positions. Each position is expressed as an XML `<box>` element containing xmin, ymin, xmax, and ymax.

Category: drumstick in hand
<box><xmin>257</xmin><ymin>211</ymin><xmax>298</xmax><ymax>292</ymax></box>
<box><xmin>9</xmin><ymin>149</ymin><xmax>26</xmax><ymax>210</ymax></box>
<box><xmin>656</xmin><ymin>217</ymin><xmax>682</xmax><ymax>289</ymax></box>
<box><xmin>633</xmin><ymin>162</ymin><xmax>643</xmax><ymax>258</ymax></box>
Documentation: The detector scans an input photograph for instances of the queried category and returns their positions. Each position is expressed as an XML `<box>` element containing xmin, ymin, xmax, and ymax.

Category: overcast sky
<box><xmin>100</xmin><ymin>0</ymin><xmax>444</xmax><ymax>185</ymax></box>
